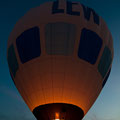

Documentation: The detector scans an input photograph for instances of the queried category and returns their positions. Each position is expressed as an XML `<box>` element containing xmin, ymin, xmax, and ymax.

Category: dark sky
<box><xmin>0</xmin><ymin>0</ymin><xmax>120</xmax><ymax>120</ymax></box>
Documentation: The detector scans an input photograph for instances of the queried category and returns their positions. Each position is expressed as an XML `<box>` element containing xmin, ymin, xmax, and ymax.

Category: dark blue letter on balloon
<box><xmin>82</xmin><ymin>4</ymin><xmax>100</xmax><ymax>25</ymax></box>
<box><xmin>52</xmin><ymin>1</ymin><xmax>64</xmax><ymax>14</ymax></box>
<box><xmin>67</xmin><ymin>1</ymin><xmax>80</xmax><ymax>16</ymax></box>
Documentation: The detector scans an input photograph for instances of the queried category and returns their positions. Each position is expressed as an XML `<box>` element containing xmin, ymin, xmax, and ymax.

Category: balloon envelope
<box><xmin>7</xmin><ymin>1</ymin><xmax>114</xmax><ymax>120</ymax></box>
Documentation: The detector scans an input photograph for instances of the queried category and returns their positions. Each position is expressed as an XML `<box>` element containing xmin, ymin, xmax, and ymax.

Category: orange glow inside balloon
<box><xmin>55</xmin><ymin>112</ymin><xmax>60</xmax><ymax>119</ymax></box>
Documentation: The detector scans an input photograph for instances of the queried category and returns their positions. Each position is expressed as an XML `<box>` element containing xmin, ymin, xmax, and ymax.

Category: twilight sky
<box><xmin>0</xmin><ymin>0</ymin><xmax>120</xmax><ymax>120</ymax></box>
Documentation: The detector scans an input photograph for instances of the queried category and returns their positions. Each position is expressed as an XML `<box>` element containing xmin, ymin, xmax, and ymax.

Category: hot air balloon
<box><xmin>7</xmin><ymin>0</ymin><xmax>114</xmax><ymax>120</ymax></box>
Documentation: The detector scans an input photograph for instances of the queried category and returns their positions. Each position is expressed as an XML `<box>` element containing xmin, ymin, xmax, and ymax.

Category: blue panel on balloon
<box><xmin>102</xmin><ymin>68</ymin><xmax>111</xmax><ymax>88</ymax></box>
<box><xmin>16</xmin><ymin>27</ymin><xmax>41</xmax><ymax>64</ymax></box>
<box><xmin>10</xmin><ymin>71</ymin><xmax>16</xmax><ymax>85</ymax></box>
<box><xmin>98</xmin><ymin>46</ymin><xmax>112</xmax><ymax>78</ymax></box>
<box><xmin>45</xmin><ymin>22</ymin><xmax>76</xmax><ymax>55</ymax></box>
<box><xmin>7</xmin><ymin>44</ymin><xmax>19</xmax><ymax>77</ymax></box>
<box><xmin>78</xmin><ymin>28</ymin><xmax>103</xmax><ymax>64</ymax></box>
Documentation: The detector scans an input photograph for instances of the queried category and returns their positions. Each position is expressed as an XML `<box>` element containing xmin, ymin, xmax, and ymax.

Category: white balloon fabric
<box><xmin>7</xmin><ymin>1</ymin><xmax>114</xmax><ymax>120</ymax></box>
